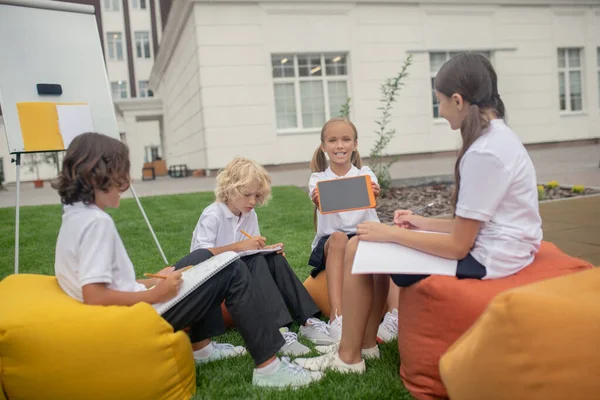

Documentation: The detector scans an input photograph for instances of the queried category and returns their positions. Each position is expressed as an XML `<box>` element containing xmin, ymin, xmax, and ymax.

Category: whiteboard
<box><xmin>0</xmin><ymin>0</ymin><xmax>119</xmax><ymax>154</ymax></box>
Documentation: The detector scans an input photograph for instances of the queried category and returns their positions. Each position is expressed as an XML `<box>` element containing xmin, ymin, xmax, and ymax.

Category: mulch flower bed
<box><xmin>375</xmin><ymin>182</ymin><xmax>598</xmax><ymax>224</ymax></box>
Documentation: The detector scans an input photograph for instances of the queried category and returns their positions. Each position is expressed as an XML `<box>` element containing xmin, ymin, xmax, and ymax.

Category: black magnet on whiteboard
<box><xmin>36</xmin><ymin>84</ymin><xmax>62</xmax><ymax>95</ymax></box>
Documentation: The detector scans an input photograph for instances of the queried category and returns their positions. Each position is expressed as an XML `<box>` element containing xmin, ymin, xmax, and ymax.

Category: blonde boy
<box><xmin>191</xmin><ymin>157</ymin><xmax>335</xmax><ymax>355</ymax></box>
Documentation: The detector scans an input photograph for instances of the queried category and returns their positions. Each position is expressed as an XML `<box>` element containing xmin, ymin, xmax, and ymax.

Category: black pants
<box><xmin>242</xmin><ymin>253</ymin><xmax>320</xmax><ymax>328</ymax></box>
<box><xmin>161</xmin><ymin>249</ymin><xmax>285</xmax><ymax>365</ymax></box>
<box><xmin>390</xmin><ymin>253</ymin><xmax>487</xmax><ymax>287</ymax></box>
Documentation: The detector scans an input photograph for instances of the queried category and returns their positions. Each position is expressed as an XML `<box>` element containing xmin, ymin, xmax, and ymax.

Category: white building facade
<box><xmin>150</xmin><ymin>0</ymin><xmax>600</xmax><ymax>174</ymax></box>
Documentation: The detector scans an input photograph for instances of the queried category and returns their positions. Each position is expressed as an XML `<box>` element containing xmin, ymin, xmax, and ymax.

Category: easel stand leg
<box><xmin>14</xmin><ymin>153</ymin><xmax>21</xmax><ymax>274</ymax></box>
<box><xmin>129</xmin><ymin>184</ymin><xmax>169</xmax><ymax>265</ymax></box>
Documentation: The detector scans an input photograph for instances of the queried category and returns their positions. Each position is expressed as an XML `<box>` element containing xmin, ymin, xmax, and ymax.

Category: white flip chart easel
<box><xmin>0</xmin><ymin>0</ymin><xmax>168</xmax><ymax>273</ymax></box>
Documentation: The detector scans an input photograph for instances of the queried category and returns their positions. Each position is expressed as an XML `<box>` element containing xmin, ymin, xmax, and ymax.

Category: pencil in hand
<box><xmin>411</xmin><ymin>202</ymin><xmax>435</xmax><ymax>216</ymax></box>
<box><xmin>240</xmin><ymin>230</ymin><xmax>252</xmax><ymax>239</ymax></box>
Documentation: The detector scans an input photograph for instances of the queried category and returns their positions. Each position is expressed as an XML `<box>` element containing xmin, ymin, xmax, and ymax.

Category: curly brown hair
<box><xmin>52</xmin><ymin>132</ymin><xmax>131</xmax><ymax>205</ymax></box>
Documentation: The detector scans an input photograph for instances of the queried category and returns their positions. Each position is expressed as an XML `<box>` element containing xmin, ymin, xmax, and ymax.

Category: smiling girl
<box><xmin>307</xmin><ymin>118</ymin><xmax>382</xmax><ymax>343</ymax></box>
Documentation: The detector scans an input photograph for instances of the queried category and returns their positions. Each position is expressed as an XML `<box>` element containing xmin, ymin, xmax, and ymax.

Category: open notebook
<box><xmin>352</xmin><ymin>231</ymin><xmax>457</xmax><ymax>276</ymax></box>
<box><xmin>152</xmin><ymin>251</ymin><xmax>240</xmax><ymax>315</ymax></box>
<box><xmin>238</xmin><ymin>245</ymin><xmax>282</xmax><ymax>258</ymax></box>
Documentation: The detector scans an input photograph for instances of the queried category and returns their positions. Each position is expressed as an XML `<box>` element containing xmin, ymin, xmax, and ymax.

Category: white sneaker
<box><xmin>377</xmin><ymin>309</ymin><xmax>398</xmax><ymax>343</ymax></box>
<box><xmin>279</xmin><ymin>328</ymin><xmax>310</xmax><ymax>356</ymax></box>
<box><xmin>252</xmin><ymin>357</ymin><xmax>323</xmax><ymax>388</ymax></box>
<box><xmin>194</xmin><ymin>342</ymin><xmax>246</xmax><ymax>364</ymax></box>
<box><xmin>328</xmin><ymin>314</ymin><xmax>343</xmax><ymax>342</ymax></box>
<box><xmin>315</xmin><ymin>342</ymin><xmax>380</xmax><ymax>359</ymax></box>
<box><xmin>294</xmin><ymin>351</ymin><xmax>365</xmax><ymax>374</ymax></box>
<box><xmin>299</xmin><ymin>318</ymin><xmax>336</xmax><ymax>345</ymax></box>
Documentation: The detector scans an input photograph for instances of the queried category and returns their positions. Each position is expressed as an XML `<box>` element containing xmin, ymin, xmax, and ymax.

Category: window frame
<box><xmin>138</xmin><ymin>80</ymin><xmax>150</xmax><ymax>98</ymax></box>
<box><xmin>271</xmin><ymin>53</ymin><xmax>349</xmax><ymax>134</ymax></box>
<box><xmin>103</xmin><ymin>0</ymin><xmax>120</xmax><ymax>11</ymax></box>
<box><xmin>111</xmin><ymin>81</ymin><xmax>128</xmax><ymax>99</ymax></box>
<box><xmin>557</xmin><ymin>48</ymin><xmax>585</xmax><ymax>113</ymax></box>
<box><xmin>106</xmin><ymin>32</ymin><xmax>124</xmax><ymax>61</ymax></box>
<box><xmin>134</xmin><ymin>31</ymin><xmax>151</xmax><ymax>59</ymax></box>
<box><xmin>597</xmin><ymin>47</ymin><xmax>599</xmax><ymax>110</ymax></box>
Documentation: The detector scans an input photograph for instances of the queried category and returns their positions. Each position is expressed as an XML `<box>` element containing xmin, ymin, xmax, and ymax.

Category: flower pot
<box><xmin>33</xmin><ymin>179</ymin><xmax>43</xmax><ymax>188</ymax></box>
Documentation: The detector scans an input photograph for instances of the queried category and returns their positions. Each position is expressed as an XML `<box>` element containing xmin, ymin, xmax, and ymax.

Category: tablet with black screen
<box><xmin>317</xmin><ymin>175</ymin><xmax>376</xmax><ymax>214</ymax></box>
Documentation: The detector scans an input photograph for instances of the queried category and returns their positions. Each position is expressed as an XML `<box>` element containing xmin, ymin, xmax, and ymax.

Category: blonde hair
<box><xmin>214</xmin><ymin>157</ymin><xmax>272</xmax><ymax>205</ymax></box>
<box><xmin>310</xmin><ymin>118</ymin><xmax>363</xmax><ymax>229</ymax></box>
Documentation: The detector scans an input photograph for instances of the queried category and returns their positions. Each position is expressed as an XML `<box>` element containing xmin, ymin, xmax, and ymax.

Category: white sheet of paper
<box><xmin>352</xmin><ymin>232</ymin><xmax>457</xmax><ymax>276</ymax></box>
<box><xmin>56</xmin><ymin>104</ymin><xmax>94</xmax><ymax>148</ymax></box>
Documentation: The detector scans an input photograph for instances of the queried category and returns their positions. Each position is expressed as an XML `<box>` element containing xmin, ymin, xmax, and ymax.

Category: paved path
<box><xmin>539</xmin><ymin>195</ymin><xmax>600</xmax><ymax>266</ymax></box>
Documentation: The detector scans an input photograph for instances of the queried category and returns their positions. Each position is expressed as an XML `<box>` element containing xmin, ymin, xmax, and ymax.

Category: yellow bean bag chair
<box><xmin>0</xmin><ymin>274</ymin><xmax>195</xmax><ymax>400</ymax></box>
<box><xmin>440</xmin><ymin>267</ymin><xmax>600</xmax><ymax>400</ymax></box>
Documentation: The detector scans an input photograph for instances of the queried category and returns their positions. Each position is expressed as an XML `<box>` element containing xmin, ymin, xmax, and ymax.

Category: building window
<box><xmin>0</xmin><ymin>157</ymin><xmax>4</xmax><ymax>186</ymax></box>
<box><xmin>557</xmin><ymin>48</ymin><xmax>583</xmax><ymax>112</ymax></box>
<box><xmin>106</xmin><ymin>32</ymin><xmax>124</xmax><ymax>61</ymax></box>
<box><xmin>144</xmin><ymin>146</ymin><xmax>161</xmax><ymax>162</ymax></box>
<box><xmin>138</xmin><ymin>80</ymin><xmax>152</xmax><ymax>97</ymax></box>
<box><xmin>135</xmin><ymin>32</ymin><xmax>151</xmax><ymax>59</ymax></box>
<box><xmin>271</xmin><ymin>53</ymin><xmax>348</xmax><ymax>131</ymax></box>
<box><xmin>103</xmin><ymin>0</ymin><xmax>120</xmax><ymax>11</ymax></box>
<box><xmin>597</xmin><ymin>47</ymin><xmax>600</xmax><ymax>108</ymax></box>
<box><xmin>429</xmin><ymin>51</ymin><xmax>491</xmax><ymax>118</ymax></box>
<box><xmin>131</xmin><ymin>0</ymin><xmax>146</xmax><ymax>9</ymax></box>
<box><xmin>111</xmin><ymin>81</ymin><xmax>128</xmax><ymax>99</ymax></box>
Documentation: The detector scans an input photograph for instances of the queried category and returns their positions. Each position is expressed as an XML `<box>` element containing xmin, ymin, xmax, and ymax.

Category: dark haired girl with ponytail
<box><xmin>294</xmin><ymin>53</ymin><xmax>542</xmax><ymax>374</ymax></box>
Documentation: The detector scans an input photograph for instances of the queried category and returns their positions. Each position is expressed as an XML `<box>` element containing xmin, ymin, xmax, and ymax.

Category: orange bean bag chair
<box><xmin>221</xmin><ymin>302</ymin><xmax>234</xmax><ymax>328</ymax></box>
<box><xmin>303</xmin><ymin>271</ymin><xmax>331</xmax><ymax>318</ymax></box>
<box><xmin>439</xmin><ymin>266</ymin><xmax>600</xmax><ymax>400</ymax></box>
<box><xmin>397</xmin><ymin>242</ymin><xmax>593</xmax><ymax>400</ymax></box>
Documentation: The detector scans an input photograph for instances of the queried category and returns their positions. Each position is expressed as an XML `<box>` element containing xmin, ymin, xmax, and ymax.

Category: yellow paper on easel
<box><xmin>16</xmin><ymin>102</ymin><xmax>64</xmax><ymax>152</ymax></box>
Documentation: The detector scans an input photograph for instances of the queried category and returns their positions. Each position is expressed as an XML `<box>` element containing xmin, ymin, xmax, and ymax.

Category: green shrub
<box><xmin>537</xmin><ymin>185</ymin><xmax>545</xmax><ymax>201</ymax></box>
<box><xmin>369</xmin><ymin>54</ymin><xmax>413</xmax><ymax>196</ymax></box>
<box><xmin>546</xmin><ymin>180</ymin><xmax>559</xmax><ymax>189</ymax></box>
<box><xmin>572</xmin><ymin>185</ymin><xmax>585</xmax><ymax>194</ymax></box>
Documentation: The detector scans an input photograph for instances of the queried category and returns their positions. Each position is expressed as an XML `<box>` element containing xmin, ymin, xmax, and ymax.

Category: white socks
<box><xmin>254</xmin><ymin>357</ymin><xmax>281</xmax><ymax>375</ymax></box>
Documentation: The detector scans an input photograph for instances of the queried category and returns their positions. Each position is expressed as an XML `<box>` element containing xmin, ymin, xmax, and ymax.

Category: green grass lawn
<box><xmin>0</xmin><ymin>186</ymin><xmax>413</xmax><ymax>399</ymax></box>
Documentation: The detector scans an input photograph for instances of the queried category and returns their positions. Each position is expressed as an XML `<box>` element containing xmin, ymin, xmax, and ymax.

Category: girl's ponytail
<box><xmin>451</xmin><ymin>104</ymin><xmax>489</xmax><ymax>211</ymax></box>
<box><xmin>434</xmin><ymin>52</ymin><xmax>505</xmax><ymax>213</ymax></box>
<box><xmin>351</xmin><ymin>149</ymin><xmax>362</xmax><ymax>169</ymax></box>
<box><xmin>310</xmin><ymin>146</ymin><xmax>328</xmax><ymax>230</ymax></box>
<box><xmin>310</xmin><ymin>146</ymin><xmax>328</xmax><ymax>173</ymax></box>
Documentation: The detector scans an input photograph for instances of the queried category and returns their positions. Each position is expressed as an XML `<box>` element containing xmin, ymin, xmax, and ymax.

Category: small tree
<box><xmin>339</xmin><ymin>97</ymin><xmax>351</xmax><ymax>118</ymax></box>
<box><xmin>369</xmin><ymin>54</ymin><xmax>413</xmax><ymax>195</ymax></box>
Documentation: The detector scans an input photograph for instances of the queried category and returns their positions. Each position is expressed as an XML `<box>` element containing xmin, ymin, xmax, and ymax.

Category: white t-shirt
<box><xmin>456</xmin><ymin>119</ymin><xmax>542</xmax><ymax>279</ymax></box>
<box><xmin>309</xmin><ymin>165</ymin><xmax>380</xmax><ymax>250</ymax></box>
<box><xmin>190</xmin><ymin>202</ymin><xmax>260</xmax><ymax>252</ymax></box>
<box><xmin>54</xmin><ymin>202</ymin><xmax>147</xmax><ymax>302</ymax></box>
